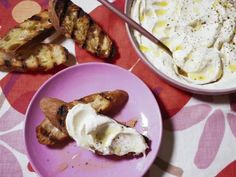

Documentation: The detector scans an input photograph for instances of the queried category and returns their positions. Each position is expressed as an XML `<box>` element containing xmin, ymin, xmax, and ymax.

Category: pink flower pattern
<box><xmin>0</xmin><ymin>107</ymin><xmax>24</xmax><ymax>132</ymax></box>
<box><xmin>194</xmin><ymin>110</ymin><xmax>225</xmax><ymax>169</ymax></box>
<box><xmin>164</xmin><ymin>104</ymin><xmax>212</xmax><ymax>131</ymax></box>
<box><xmin>0</xmin><ymin>145</ymin><xmax>23</xmax><ymax>177</ymax></box>
<box><xmin>0</xmin><ymin>92</ymin><xmax>27</xmax><ymax>176</ymax></box>
<box><xmin>227</xmin><ymin>113</ymin><xmax>236</xmax><ymax>138</ymax></box>
<box><xmin>164</xmin><ymin>94</ymin><xmax>236</xmax><ymax>169</ymax></box>
<box><xmin>0</xmin><ymin>130</ymin><xmax>26</xmax><ymax>154</ymax></box>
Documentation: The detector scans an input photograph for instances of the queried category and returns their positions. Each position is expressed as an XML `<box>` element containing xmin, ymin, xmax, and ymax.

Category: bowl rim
<box><xmin>124</xmin><ymin>0</ymin><xmax>236</xmax><ymax>95</ymax></box>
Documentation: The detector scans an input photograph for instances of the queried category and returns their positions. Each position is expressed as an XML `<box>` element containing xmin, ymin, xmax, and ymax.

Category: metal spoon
<box><xmin>97</xmin><ymin>0</ymin><xmax>173</xmax><ymax>56</ymax></box>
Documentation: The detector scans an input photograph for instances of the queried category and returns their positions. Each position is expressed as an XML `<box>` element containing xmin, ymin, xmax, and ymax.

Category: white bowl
<box><xmin>125</xmin><ymin>0</ymin><xmax>236</xmax><ymax>95</ymax></box>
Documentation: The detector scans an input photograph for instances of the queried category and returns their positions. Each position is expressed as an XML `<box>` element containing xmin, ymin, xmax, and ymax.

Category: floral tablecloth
<box><xmin>0</xmin><ymin>0</ymin><xmax>236</xmax><ymax>177</ymax></box>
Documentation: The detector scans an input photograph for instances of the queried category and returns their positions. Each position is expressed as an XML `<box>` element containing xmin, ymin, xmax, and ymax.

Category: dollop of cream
<box><xmin>131</xmin><ymin>0</ymin><xmax>236</xmax><ymax>85</ymax></box>
<box><xmin>66</xmin><ymin>104</ymin><xmax>148</xmax><ymax>156</ymax></box>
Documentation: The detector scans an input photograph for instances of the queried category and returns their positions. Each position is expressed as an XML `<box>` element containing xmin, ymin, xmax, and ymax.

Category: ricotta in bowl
<box><xmin>129</xmin><ymin>0</ymin><xmax>236</xmax><ymax>92</ymax></box>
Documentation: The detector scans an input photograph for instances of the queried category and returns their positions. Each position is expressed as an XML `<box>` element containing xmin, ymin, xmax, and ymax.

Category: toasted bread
<box><xmin>39</xmin><ymin>98</ymin><xmax>71</xmax><ymax>135</ymax></box>
<box><xmin>0</xmin><ymin>10</ymin><xmax>55</xmax><ymax>55</ymax></box>
<box><xmin>36</xmin><ymin>118</ymin><xmax>69</xmax><ymax>145</ymax></box>
<box><xmin>49</xmin><ymin>0</ymin><xmax>114</xmax><ymax>59</ymax></box>
<box><xmin>79</xmin><ymin>90</ymin><xmax>129</xmax><ymax>116</ymax></box>
<box><xmin>0</xmin><ymin>44</ymin><xmax>68</xmax><ymax>72</ymax></box>
<box><xmin>37</xmin><ymin>90</ymin><xmax>129</xmax><ymax>145</ymax></box>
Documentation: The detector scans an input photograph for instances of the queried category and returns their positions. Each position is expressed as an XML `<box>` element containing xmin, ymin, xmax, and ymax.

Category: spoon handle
<box><xmin>97</xmin><ymin>0</ymin><xmax>172</xmax><ymax>55</ymax></box>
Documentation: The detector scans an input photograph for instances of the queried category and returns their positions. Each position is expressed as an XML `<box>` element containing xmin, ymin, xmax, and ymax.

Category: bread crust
<box><xmin>49</xmin><ymin>0</ymin><xmax>115</xmax><ymax>59</ymax></box>
<box><xmin>37</xmin><ymin>90</ymin><xmax>129</xmax><ymax>145</ymax></box>
<box><xmin>0</xmin><ymin>44</ymin><xmax>69</xmax><ymax>72</ymax></box>
<box><xmin>36</xmin><ymin>118</ymin><xmax>70</xmax><ymax>145</ymax></box>
<box><xmin>0</xmin><ymin>10</ymin><xmax>70</xmax><ymax>72</ymax></box>
<box><xmin>0</xmin><ymin>10</ymin><xmax>55</xmax><ymax>55</ymax></box>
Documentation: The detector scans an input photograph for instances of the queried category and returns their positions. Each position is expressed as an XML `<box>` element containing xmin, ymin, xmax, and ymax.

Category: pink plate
<box><xmin>24</xmin><ymin>63</ymin><xmax>162</xmax><ymax>177</ymax></box>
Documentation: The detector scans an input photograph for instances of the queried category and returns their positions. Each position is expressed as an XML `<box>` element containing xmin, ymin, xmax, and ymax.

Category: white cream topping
<box><xmin>131</xmin><ymin>0</ymin><xmax>236</xmax><ymax>86</ymax></box>
<box><xmin>65</xmin><ymin>104</ymin><xmax>148</xmax><ymax>156</ymax></box>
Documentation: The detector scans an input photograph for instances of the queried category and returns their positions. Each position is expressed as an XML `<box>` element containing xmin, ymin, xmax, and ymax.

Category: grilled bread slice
<box><xmin>37</xmin><ymin>90</ymin><xmax>129</xmax><ymax>145</ymax></box>
<box><xmin>79</xmin><ymin>90</ymin><xmax>130</xmax><ymax>117</ymax></box>
<box><xmin>49</xmin><ymin>0</ymin><xmax>114</xmax><ymax>59</ymax></box>
<box><xmin>0</xmin><ymin>10</ymin><xmax>55</xmax><ymax>55</ymax></box>
<box><xmin>0</xmin><ymin>44</ymin><xmax>69</xmax><ymax>72</ymax></box>
<box><xmin>36</xmin><ymin>118</ymin><xmax>69</xmax><ymax>145</ymax></box>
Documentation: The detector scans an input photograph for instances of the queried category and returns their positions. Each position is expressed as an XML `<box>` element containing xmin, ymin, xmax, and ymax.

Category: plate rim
<box><xmin>24</xmin><ymin>62</ymin><xmax>163</xmax><ymax>177</ymax></box>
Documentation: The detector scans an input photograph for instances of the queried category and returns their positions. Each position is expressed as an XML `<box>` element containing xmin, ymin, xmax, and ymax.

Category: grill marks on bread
<box><xmin>0</xmin><ymin>11</ymin><xmax>55</xmax><ymax>54</ymax></box>
<box><xmin>49</xmin><ymin>0</ymin><xmax>114</xmax><ymax>59</ymax></box>
<box><xmin>0</xmin><ymin>44</ymin><xmax>68</xmax><ymax>72</ymax></box>
<box><xmin>0</xmin><ymin>11</ymin><xmax>69</xmax><ymax>72</ymax></box>
<box><xmin>37</xmin><ymin>90</ymin><xmax>129</xmax><ymax>146</ymax></box>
